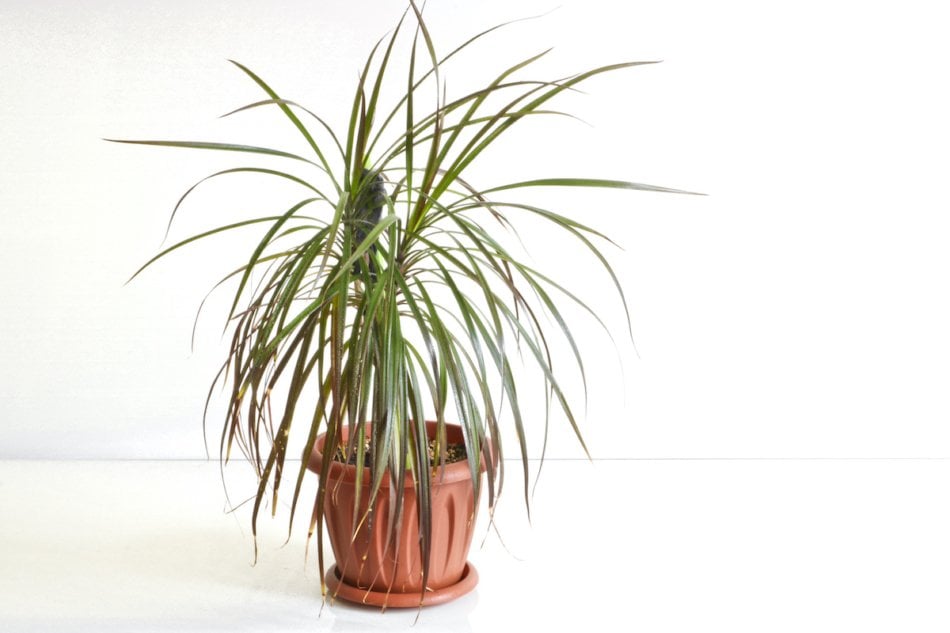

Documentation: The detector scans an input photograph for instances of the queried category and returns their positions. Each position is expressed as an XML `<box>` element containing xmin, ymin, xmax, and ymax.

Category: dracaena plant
<box><xmin>111</xmin><ymin>2</ymin><xmax>687</xmax><ymax>595</ymax></box>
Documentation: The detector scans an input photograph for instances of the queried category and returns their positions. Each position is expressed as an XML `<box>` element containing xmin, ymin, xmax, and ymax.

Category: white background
<box><xmin>3</xmin><ymin>3</ymin><xmax>950</xmax><ymax>632</ymax></box>
<box><xmin>2</xmin><ymin>0</ymin><xmax>949</xmax><ymax>461</ymax></box>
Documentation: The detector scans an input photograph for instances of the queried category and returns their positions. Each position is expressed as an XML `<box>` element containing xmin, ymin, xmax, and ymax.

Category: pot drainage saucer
<box><xmin>325</xmin><ymin>562</ymin><xmax>478</xmax><ymax>608</ymax></box>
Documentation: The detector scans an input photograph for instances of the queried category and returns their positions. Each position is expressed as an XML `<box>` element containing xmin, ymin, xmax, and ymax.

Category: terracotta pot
<box><xmin>307</xmin><ymin>421</ymin><xmax>482</xmax><ymax>607</ymax></box>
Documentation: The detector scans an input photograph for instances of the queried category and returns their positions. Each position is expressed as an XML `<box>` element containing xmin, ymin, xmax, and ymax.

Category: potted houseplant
<box><xmin>111</xmin><ymin>1</ymin><xmax>688</xmax><ymax>609</ymax></box>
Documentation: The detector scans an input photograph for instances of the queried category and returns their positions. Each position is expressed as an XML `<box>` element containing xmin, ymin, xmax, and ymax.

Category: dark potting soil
<box><xmin>333</xmin><ymin>439</ymin><xmax>467</xmax><ymax>466</ymax></box>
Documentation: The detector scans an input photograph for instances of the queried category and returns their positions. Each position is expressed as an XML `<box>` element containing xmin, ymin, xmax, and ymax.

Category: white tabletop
<box><xmin>2</xmin><ymin>458</ymin><xmax>948</xmax><ymax>632</ymax></box>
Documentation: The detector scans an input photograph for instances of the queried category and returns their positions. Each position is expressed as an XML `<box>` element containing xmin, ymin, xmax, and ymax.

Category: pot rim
<box><xmin>307</xmin><ymin>420</ymin><xmax>489</xmax><ymax>488</ymax></box>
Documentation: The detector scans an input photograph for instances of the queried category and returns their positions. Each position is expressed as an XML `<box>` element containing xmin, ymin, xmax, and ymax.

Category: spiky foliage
<box><xmin>111</xmin><ymin>2</ymin><xmax>690</xmax><ymax>600</ymax></box>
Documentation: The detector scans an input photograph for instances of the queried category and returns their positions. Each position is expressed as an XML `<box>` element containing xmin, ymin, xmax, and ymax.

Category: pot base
<box><xmin>325</xmin><ymin>562</ymin><xmax>478</xmax><ymax>608</ymax></box>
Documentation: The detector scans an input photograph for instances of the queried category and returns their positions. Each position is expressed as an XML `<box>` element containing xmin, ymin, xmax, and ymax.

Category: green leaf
<box><xmin>105</xmin><ymin>138</ymin><xmax>323</xmax><ymax>169</ymax></box>
<box><xmin>480</xmin><ymin>177</ymin><xmax>703</xmax><ymax>197</ymax></box>
<box><xmin>227</xmin><ymin>61</ymin><xmax>342</xmax><ymax>194</ymax></box>
<box><xmin>127</xmin><ymin>216</ymin><xmax>289</xmax><ymax>283</ymax></box>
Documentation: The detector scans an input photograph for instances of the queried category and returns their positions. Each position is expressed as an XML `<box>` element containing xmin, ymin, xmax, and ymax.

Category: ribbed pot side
<box><xmin>308</xmin><ymin>422</ymin><xmax>478</xmax><ymax>594</ymax></box>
